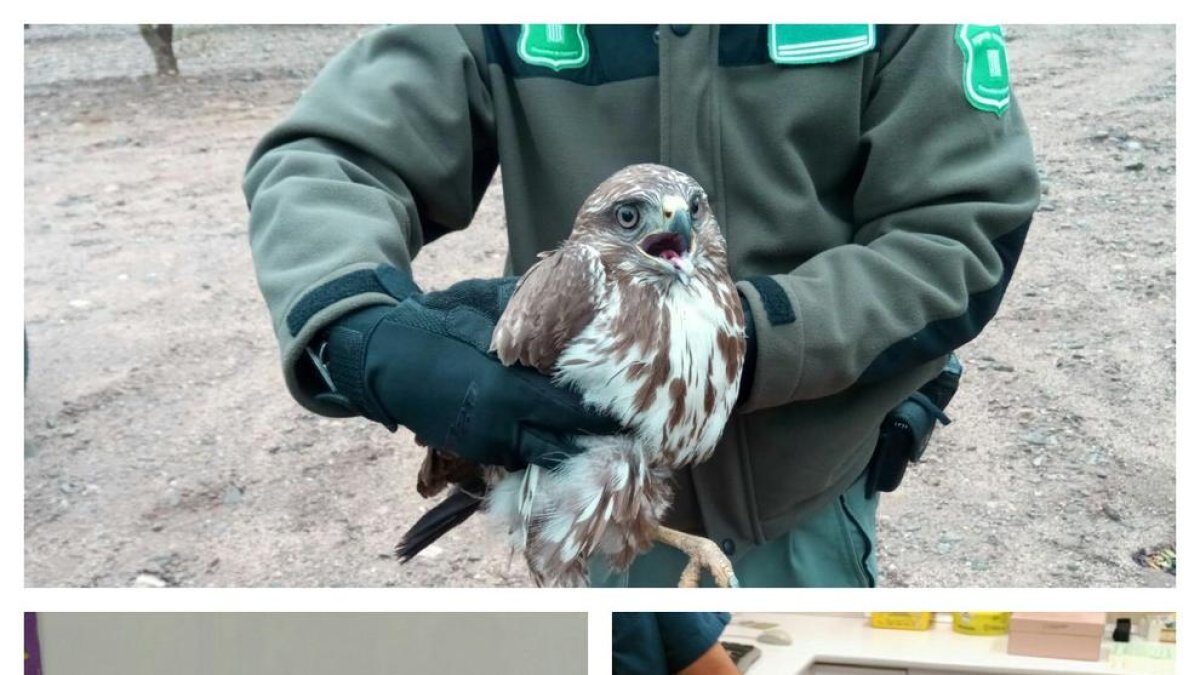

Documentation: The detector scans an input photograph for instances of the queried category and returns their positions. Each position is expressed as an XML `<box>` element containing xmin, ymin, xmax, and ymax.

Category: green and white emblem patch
<box><xmin>768</xmin><ymin>24</ymin><xmax>876</xmax><ymax>65</ymax></box>
<box><xmin>518</xmin><ymin>24</ymin><xmax>589</xmax><ymax>71</ymax></box>
<box><xmin>955</xmin><ymin>24</ymin><xmax>1011</xmax><ymax>115</ymax></box>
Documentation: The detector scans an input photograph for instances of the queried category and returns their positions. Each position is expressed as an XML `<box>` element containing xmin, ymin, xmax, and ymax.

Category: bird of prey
<box><xmin>397</xmin><ymin>163</ymin><xmax>746</xmax><ymax>587</ymax></box>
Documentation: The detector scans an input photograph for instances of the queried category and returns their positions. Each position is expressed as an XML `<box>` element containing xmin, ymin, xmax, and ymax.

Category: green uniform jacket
<box><xmin>244</xmin><ymin>24</ymin><xmax>1039</xmax><ymax>558</ymax></box>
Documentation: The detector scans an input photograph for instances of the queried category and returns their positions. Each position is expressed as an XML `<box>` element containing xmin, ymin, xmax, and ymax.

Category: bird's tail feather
<box><xmin>395</xmin><ymin>480</ymin><xmax>485</xmax><ymax>562</ymax></box>
<box><xmin>516</xmin><ymin>465</ymin><xmax>541</xmax><ymax>549</ymax></box>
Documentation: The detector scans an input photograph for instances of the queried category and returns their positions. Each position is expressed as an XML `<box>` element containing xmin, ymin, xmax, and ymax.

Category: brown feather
<box><xmin>416</xmin><ymin>448</ymin><xmax>480</xmax><ymax>499</ymax></box>
<box><xmin>491</xmin><ymin>243</ymin><xmax>602</xmax><ymax>374</ymax></box>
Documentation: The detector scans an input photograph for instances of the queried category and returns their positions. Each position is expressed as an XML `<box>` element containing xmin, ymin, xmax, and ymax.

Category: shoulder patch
<box><xmin>768</xmin><ymin>24</ymin><xmax>876</xmax><ymax>65</ymax></box>
<box><xmin>518</xmin><ymin>24</ymin><xmax>590</xmax><ymax>71</ymax></box>
<box><xmin>955</xmin><ymin>24</ymin><xmax>1011</xmax><ymax>116</ymax></box>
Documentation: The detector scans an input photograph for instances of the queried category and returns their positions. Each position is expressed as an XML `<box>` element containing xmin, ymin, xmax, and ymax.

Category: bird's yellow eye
<box><xmin>689</xmin><ymin>193</ymin><xmax>703</xmax><ymax>217</ymax></box>
<box><xmin>615</xmin><ymin>204</ymin><xmax>640</xmax><ymax>229</ymax></box>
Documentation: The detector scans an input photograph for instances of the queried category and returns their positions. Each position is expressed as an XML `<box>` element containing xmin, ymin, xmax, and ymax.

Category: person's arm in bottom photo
<box><xmin>678</xmin><ymin>641</ymin><xmax>741</xmax><ymax>675</ymax></box>
<box><xmin>614</xmin><ymin>612</ymin><xmax>738</xmax><ymax>674</ymax></box>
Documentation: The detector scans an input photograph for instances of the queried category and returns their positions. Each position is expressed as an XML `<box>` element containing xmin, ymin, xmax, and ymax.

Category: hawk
<box><xmin>397</xmin><ymin>164</ymin><xmax>746</xmax><ymax>587</ymax></box>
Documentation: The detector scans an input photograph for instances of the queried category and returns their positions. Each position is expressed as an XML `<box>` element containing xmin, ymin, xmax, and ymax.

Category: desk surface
<box><xmin>721</xmin><ymin>614</ymin><xmax>1175</xmax><ymax>675</ymax></box>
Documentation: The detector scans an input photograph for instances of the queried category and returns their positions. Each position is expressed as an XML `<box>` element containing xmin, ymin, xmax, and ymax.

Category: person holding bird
<box><xmin>244</xmin><ymin>24</ymin><xmax>1039</xmax><ymax>587</ymax></box>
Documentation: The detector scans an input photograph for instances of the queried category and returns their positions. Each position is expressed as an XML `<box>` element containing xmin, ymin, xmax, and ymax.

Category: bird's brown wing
<box><xmin>491</xmin><ymin>243</ymin><xmax>604</xmax><ymax>375</ymax></box>
<box><xmin>417</xmin><ymin>244</ymin><xmax>602</xmax><ymax>499</ymax></box>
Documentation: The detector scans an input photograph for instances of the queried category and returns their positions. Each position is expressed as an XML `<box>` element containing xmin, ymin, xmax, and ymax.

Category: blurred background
<box><xmin>715</xmin><ymin>612</ymin><xmax>1175</xmax><ymax>674</ymax></box>
<box><xmin>26</xmin><ymin>612</ymin><xmax>586</xmax><ymax>675</ymax></box>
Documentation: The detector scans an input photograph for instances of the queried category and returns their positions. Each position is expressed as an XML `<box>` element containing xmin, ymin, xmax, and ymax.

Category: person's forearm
<box><xmin>736</xmin><ymin>24</ymin><xmax>1039</xmax><ymax>411</ymax></box>
<box><xmin>677</xmin><ymin>643</ymin><xmax>740</xmax><ymax>675</ymax></box>
<box><xmin>243</xmin><ymin>25</ymin><xmax>498</xmax><ymax>413</ymax></box>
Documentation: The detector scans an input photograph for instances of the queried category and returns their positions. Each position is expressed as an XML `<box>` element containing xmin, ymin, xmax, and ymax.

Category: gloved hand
<box><xmin>317</xmin><ymin>276</ymin><xmax>620</xmax><ymax>470</ymax></box>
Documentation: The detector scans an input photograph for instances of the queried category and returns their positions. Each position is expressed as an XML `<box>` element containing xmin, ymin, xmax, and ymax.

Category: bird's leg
<box><xmin>654</xmin><ymin>525</ymin><xmax>740</xmax><ymax>588</ymax></box>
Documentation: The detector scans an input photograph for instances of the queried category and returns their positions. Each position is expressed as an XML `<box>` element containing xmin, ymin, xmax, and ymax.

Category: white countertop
<box><xmin>721</xmin><ymin>614</ymin><xmax>1175</xmax><ymax>675</ymax></box>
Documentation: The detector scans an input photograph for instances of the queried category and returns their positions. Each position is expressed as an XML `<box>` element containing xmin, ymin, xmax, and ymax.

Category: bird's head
<box><xmin>572</xmin><ymin>163</ymin><xmax>722</xmax><ymax>284</ymax></box>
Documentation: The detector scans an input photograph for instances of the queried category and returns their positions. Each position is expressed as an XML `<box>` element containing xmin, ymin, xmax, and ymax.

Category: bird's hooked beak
<box><xmin>663</xmin><ymin>195</ymin><xmax>694</xmax><ymax>253</ymax></box>
<box><xmin>637</xmin><ymin>195</ymin><xmax>695</xmax><ymax>280</ymax></box>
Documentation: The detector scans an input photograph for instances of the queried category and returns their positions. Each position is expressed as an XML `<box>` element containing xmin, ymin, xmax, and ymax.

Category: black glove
<box><xmin>316</xmin><ymin>276</ymin><xmax>620</xmax><ymax>470</ymax></box>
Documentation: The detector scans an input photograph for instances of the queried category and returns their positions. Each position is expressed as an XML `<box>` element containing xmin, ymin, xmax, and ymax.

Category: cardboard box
<box><xmin>1007</xmin><ymin>613</ymin><xmax>1106</xmax><ymax>662</ymax></box>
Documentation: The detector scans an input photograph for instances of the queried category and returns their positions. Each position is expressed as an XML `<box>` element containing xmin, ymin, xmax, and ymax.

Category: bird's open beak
<box><xmin>661</xmin><ymin>194</ymin><xmax>693</xmax><ymax>253</ymax></box>
<box><xmin>637</xmin><ymin>197</ymin><xmax>693</xmax><ymax>270</ymax></box>
<box><xmin>666</xmin><ymin>209</ymin><xmax>693</xmax><ymax>253</ymax></box>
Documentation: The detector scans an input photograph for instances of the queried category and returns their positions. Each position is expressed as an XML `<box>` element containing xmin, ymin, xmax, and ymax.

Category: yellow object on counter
<box><xmin>869</xmin><ymin>613</ymin><xmax>935</xmax><ymax>630</ymax></box>
<box><xmin>953</xmin><ymin>612</ymin><xmax>1012</xmax><ymax>635</ymax></box>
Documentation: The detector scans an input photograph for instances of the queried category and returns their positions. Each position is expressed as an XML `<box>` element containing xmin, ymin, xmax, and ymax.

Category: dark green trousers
<box><xmin>590</xmin><ymin>472</ymin><xmax>879</xmax><ymax>588</ymax></box>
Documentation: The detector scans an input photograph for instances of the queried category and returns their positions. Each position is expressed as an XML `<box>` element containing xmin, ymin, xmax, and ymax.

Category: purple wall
<box><xmin>25</xmin><ymin>613</ymin><xmax>42</xmax><ymax>675</ymax></box>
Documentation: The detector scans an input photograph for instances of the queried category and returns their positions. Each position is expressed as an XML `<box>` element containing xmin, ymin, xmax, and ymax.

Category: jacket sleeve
<box><xmin>737</xmin><ymin>24</ymin><xmax>1040</xmax><ymax>411</ymax></box>
<box><xmin>658</xmin><ymin>612</ymin><xmax>732</xmax><ymax>673</ymax></box>
<box><xmin>243</xmin><ymin>25</ymin><xmax>498</xmax><ymax>414</ymax></box>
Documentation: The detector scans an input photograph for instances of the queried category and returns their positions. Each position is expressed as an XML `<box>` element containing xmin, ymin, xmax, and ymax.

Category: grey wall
<box><xmin>36</xmin><ymin>613</ymin><xmax>586</xmax><ymax>675</ymax></box>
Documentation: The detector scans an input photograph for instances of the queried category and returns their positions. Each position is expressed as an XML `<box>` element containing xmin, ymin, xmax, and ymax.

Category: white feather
<box><xmin>576</xmin><ymin>491</ymin><xmax>603</xmax><ymax>523</ymax></box>
<box><xmin>517</xmin><ymin>465</ymin><xmax>540</xmax><ymax>548</ymax></box>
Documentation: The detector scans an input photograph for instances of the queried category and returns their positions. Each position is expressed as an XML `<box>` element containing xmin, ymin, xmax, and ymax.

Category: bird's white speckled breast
<box><xmin>555</xmin><ymin>275</ymin><xmax>743</xmax><ymax>467</ymax></box>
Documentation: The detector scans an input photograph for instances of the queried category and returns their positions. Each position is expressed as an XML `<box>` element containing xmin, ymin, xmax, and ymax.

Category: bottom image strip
<box><xmin>613</xmin><ymin>612</ymin><xmax>1176</xmax><ymax>675</ymax></box>
<box><xmin>23</xmin><ymin>611</ymin><xmax>586</xmax><ymax>675</ymax></box>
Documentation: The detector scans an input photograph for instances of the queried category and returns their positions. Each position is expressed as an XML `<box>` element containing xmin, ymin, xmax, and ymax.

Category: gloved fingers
<box><xmin>517</xmin><ymin>427</ymin><xmax>587</xmax><ymax>470</ymax></box>
<box><xmin>555</xmin><ymin>401</ymin><xmax>624</xmax><ymax>436</ymax></box>
<box><xmin>509</xmin><ymin>369</ymin><xmax>623</xmax><ymax>436</ymax></box>
<box><xmin>520</xmin><ymin>384</ymin><xmax>624</xmax><ymax>437</ymax></box>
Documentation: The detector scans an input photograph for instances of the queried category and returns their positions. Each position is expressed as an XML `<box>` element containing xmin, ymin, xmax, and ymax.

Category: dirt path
<box><xmin>24</xmin><ymin>25</ymin><xmax>1175</xmax><ymax>587</ymax></box>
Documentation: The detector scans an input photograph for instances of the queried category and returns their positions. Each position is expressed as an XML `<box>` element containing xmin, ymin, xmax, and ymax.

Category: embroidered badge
<box><xmin>768</xmin><ymin>24</ymin><xmax>876</xmax><ymax>65</ymax></box>
<box><xmin>518</xmin><ymin>24</ymin><xmax>589</xmax><ymax>71</ymax></box>
<box><xmin>955</xmin><ymin>24</ymin><xmax>1011</xmax><ymax>115</ymax></box>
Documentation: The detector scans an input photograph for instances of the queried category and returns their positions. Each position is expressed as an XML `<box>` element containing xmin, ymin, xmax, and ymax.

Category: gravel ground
<box><xmin>24</xmin><ymin>24</ymin><xmax>1175</xmax><ymax>588</ymax></box>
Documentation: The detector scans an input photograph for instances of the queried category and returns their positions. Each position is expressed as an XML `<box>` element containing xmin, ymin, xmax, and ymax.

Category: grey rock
<box><xmin>1022</xmin><ymin>431</ymin><xmax>1053</xmax><ymax>446</ymax></box>
<box><xmin>222</xmin><ymin>484</ymin><xmax>244</xmax><ymax>505</ymax></box>
<box><xmin>1102</xmin><ymin>503</ymin><xmax>1123</xmax><ymax>522</ymax></box>
<box><xmin>132</xmin><ymin>573</ymin><xmax>169</xmax><ymax>588</ymax></box>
